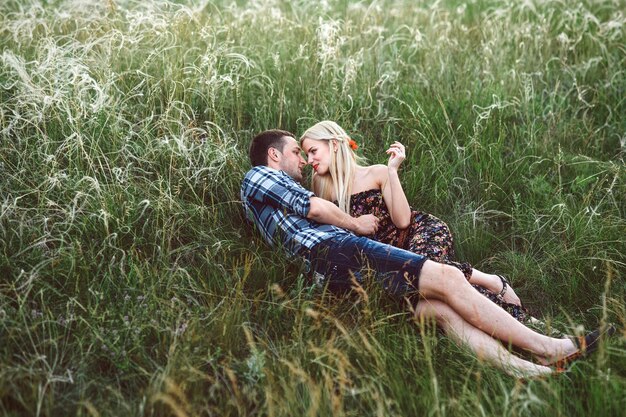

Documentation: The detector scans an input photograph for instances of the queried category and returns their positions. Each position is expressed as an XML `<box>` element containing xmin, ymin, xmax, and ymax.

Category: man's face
<box><xmin>274</xmin><ymin>136</ymin><xmax>307</xmax><ymax>182</ymax></box>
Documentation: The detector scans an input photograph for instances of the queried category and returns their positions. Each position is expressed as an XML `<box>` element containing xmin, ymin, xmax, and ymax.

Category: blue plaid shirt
<box><xmin>241</xmin><ymin>166</ymin><xmax>351</xmax><ymax>257</ymax></box>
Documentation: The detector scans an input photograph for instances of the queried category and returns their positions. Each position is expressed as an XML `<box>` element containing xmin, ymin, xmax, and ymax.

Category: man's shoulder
<box><xmin>243</xmin><ymin>165</ymin><xmax>273</xmax><ymax>183</ymax></box>
<box><xmin>244</xmin><ymin>165</ymin><xmax>269</xmax><ymax>177</ymax></box>
<box><xmin>242</xmin><ymin>166</ymin><xmax>291</xmax><ymax>197</ymax></box>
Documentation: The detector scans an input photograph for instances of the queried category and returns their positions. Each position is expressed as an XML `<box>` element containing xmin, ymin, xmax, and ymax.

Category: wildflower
<box><xmin>557</xmin><ymin>32</ymin><xmax>570</xmax><ymax>46</ymax></box>
<box><xmin>305</xmin><ymin>307</ymin><xmax>321</xmax><ymax>320</ymax></box>
<box><xmin>348</xmin><ymin>138</ymin><xmax>358</xmax><ymax>150</ymax></box>
<box><xmin>175</xmin><ymin>321</ymin><xmax>188</xmax><ymax>336</ymax></box>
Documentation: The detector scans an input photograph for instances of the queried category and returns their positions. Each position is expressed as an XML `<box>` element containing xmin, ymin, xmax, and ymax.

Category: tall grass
<box><xmin>0</xmin><ymin>0</ymin><xmax>624</xmax><ymax>416</ymax></box>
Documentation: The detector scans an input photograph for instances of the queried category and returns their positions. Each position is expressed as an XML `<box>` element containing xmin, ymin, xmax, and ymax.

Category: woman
<box><xmin>300</xmin><ymin>120</ymin><xmax>530</xmax><ymax>321</ymax></box>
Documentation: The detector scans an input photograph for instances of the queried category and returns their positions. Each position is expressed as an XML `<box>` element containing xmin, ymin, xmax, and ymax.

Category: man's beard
<box><xmin>280</xmin><ymin>164</ymin><xmax>302</xmax><ymax>183</ymax></box>
<box><xmin>290</xmin><ymin>170</ymin><xmax>303</xmax><ymax>183</ymax></box>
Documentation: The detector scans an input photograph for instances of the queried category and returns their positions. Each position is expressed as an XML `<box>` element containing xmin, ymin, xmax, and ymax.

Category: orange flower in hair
<box><xmin>347</xmin><ymin>138</ymin><xmax>358</xmax><ymax>150</ymax></box>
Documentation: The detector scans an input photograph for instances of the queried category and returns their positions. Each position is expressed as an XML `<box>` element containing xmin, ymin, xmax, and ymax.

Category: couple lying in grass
<box><xmin>241</xmin><ymin>121</ymin><xmax>615</xmax><ymax>378</ymax></box>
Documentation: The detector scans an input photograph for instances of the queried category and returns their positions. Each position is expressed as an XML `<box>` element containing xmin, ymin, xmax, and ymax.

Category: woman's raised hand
<box><xmin>386</xmin><ymin>141</ymin><xmax>406</xmax><ymax>170</ymax></box>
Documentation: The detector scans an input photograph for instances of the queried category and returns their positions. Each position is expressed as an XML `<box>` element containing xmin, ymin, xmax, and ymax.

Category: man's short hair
<box><xmin>249</xmin><ymin>129</ymin><xmax>295</xmax><ymax>166</ymax></box>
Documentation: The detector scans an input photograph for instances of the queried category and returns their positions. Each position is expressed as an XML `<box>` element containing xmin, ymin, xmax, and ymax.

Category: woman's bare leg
<box><xmin>415</xmin><ymin>298</ymin><xmax>553</xmax><ymax>378</ymax></box>
<box><xmin>417</xmin><ymin>260</ymin><xmax>577</xmax><ymax>360</ymax></box>
<box><xmin>469</xmin><ymin>268</ymin><xmax>522</xmax><ymax>306</ymax></box>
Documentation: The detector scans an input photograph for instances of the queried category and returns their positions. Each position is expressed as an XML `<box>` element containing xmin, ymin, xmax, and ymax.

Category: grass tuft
<box><xmin>1</xmin><ymin>0</ymin><xmax>624</xmax><ymax>416</ymax></box>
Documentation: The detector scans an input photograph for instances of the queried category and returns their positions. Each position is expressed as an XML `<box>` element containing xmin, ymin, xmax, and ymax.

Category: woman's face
<box><xmin>302</xmin><ymin>138</ymin><xmax>333</xmax><ymax>175</ymax></box>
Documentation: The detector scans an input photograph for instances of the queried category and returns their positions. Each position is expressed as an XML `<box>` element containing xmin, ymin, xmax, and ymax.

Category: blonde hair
<box><xmin>300</xmin><ymin>121</ymin><xmax>366</xmax><ymax>213</ymax></box>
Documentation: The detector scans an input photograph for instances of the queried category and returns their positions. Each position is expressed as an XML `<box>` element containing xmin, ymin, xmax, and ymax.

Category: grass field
<box><xmin>1</xmin><ymin>0</ymin><xmax>625</xmax><ymax>415</ymax></box>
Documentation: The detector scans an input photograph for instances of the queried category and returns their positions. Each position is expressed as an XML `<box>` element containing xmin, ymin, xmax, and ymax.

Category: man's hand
<box><xmin>354</xmin><ymin>214</ymin><xmax>379</xmax><ymax>236</ymax></box>
<box><xmin>307</xmin><ymin>197</ymin><xmax>380</xmax><ymax>235</ymax></box>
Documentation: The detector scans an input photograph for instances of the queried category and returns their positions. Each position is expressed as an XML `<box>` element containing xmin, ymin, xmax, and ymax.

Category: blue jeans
<box><xmin>308</xmin><ymin>235</ymin><xmax>427</xmax><ymax>298</ymax></box>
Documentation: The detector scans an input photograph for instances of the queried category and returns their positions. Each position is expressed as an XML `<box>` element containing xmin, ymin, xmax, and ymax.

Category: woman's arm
<box><xmin>378</xmin><ymin>142</ymin><xmax>411</xmax><ymax>229</ymax></box>
<box><xmin>308</xmin><ymin>196</ymin><xmax>379</xmax><ymax>235</ymax></box>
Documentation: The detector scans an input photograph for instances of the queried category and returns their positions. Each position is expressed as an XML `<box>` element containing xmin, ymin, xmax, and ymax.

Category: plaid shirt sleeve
<box><xmin>242</xmin><ymin>166</ymin><xmax>314</xmax><ymax>217</ymax></box>
<box><xmin>241</xmin><ymin>166</ymin><xmax>350</xmax><ymax>256</ymax></box>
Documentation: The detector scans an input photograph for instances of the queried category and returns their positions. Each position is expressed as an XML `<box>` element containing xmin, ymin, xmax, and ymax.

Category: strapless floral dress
<box><xmin>347</xmin><ymin>189</ymin><xmax>528</xmax><ymax>322</ymax></box>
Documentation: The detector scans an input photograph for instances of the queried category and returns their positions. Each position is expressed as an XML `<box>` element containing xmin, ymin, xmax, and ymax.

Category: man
<box><xmin>241</xmin><ymin>129</ymin><xmax>605</xmax><ymax>377</ymax></box>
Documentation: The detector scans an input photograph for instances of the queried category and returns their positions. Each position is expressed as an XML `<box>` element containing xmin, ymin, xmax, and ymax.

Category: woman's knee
<box><xmin>435</xmin><ymin>261</ymin><xmax>466</xmax><ymax>284</ymax></box>
<box><xmin>416</xmin><ymin>299</ymin><xmax>458</xmax><ymax>328</ymax></box>
<box><xmin>417</xmin><ymin>298</ymin><xmax>448</xmax><ymax>317</ymax></box>
<box><xmin>418</xmin><ymin>261</ymin><xmax>466</xmax><ymax>299</ymax></box>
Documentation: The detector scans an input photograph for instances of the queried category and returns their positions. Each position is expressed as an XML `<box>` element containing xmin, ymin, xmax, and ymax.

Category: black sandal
<box><xmin>552</xmin><ymin>324</ymin><xmax>617</xmax><ymax>370</ymax></box>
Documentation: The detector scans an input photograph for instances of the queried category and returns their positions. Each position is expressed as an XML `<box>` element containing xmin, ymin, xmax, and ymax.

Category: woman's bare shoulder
<box><xmin>367</xmin><ymin>164</ymin><xmax>387</xmax><ymax>173</ymax></box>
<box><xmin>355</xmin><ymin>165</ymin><xmax>388</xmax><ymax>190</ymax></box>
<box><xmin>367</xmin><ymin>164</ymin><xmax>389</xmax><ymax>182</ymax></box>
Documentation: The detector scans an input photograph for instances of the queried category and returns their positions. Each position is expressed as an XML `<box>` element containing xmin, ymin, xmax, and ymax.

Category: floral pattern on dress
<box><xmin>347</xmin><ymin>189</ymin><xmax>528</xmax><ymax>322</ymax></box>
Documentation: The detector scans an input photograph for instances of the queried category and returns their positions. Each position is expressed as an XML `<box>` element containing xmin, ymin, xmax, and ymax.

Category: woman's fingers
<box><xmin>386</xmin><ymin>142</ymin><xmax>406</xmax><ymax>170</ymax></box>
<box><xmin>386</xmin><ymin>141</ymin><xmax>406</xmax><ymax>155</ymax></box>
<box><xmin>386</xmin><ymin>146</ymin><xmax>405</xmax><ymax>158</ymax></box>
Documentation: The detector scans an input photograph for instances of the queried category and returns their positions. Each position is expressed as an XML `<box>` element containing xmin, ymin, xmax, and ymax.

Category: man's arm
<box><xmin>307</xmin><ymin>196</ymin><xmax>379</xmax><ymax>235</ymax></box>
